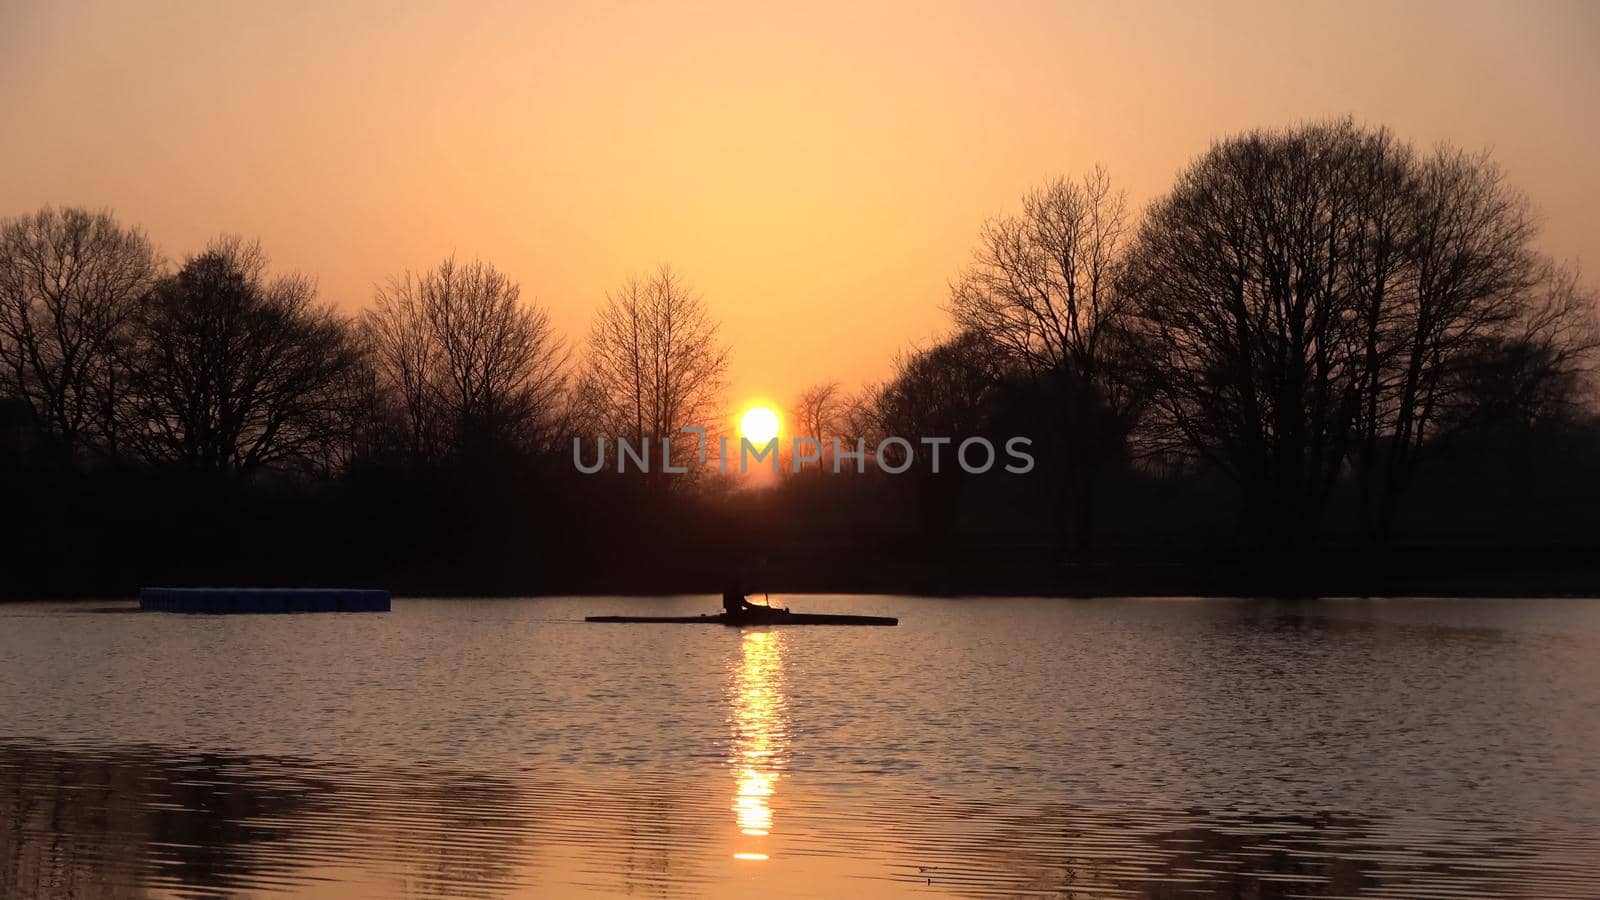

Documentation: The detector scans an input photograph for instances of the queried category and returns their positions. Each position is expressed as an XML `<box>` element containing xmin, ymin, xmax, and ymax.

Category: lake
<box><xmin>2</xmin><ymin>595</ymin><xmax>1598</xmax><ymax>898</ymax></box>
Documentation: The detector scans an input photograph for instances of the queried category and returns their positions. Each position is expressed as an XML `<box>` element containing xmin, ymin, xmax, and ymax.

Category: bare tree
<box><xmin>792</xmin><ymin>381</ymin><xmax>842</xmax><ymax>471</ymax></box>
<box><xmin>581</xmin><ymin>264</ymin><xmax>729</xmax><ymax>472</ymax></box>
<box><xmin>0</xmin><ymin>207</ymin><xmax>161</xmax><ymax>462</ymax></box>
<box><xmin>949</xmin><ymin>167</ymin><xmax>1140</xmax><ymax>546</ymax></box>
<box><xmin>838</xmin><ymin>385</ymin><xmax>888</xmax><ymax>453</ymax></box>
<box><xmin>1127</xmin><ymin>123</ymin><xmax>1409</xmax><ymax>544</ymax></box>
<box><xmin>1354</xmin><ymin>147</ymin><xmax>1544</xmax><ymax>537</ymax></box>
<box><xmin>1344</xmin><ymin>129</ymin><xmax>1424</xmax><ymax>539</ymax></box>
<box><xmin>364</xmin><ymin>257</ymin><xmax>569</xmax><ymax>462</ymax></box>
<box><xmin>853</xmin><ymin>332</ymin><xmax>1005</xmax><ymax>539</ymax></box>
<box><xmin>1439</xmin><ymin>262</ymin><xmax>1598</xmax><ymax>440</ymax></box>
<box><xmin>1124</xmin><ymin>120</ymin><xmax>1576</xmax><ymax>544</ymax></box>
<box><xmin>365</xmin><ymin>270</ymin><xmax>443</xmax><ymax>461</ymax></box>
<box><xmin>873</xmin><ymin>332</ymin><xmax>1004</xmax><ymax>445</ymax></box>
<box><xmin>325</xmin><ymin>324</ymin><xmax>400</xmax><ymax>472</ymax></box>
<box><xmin>123</xmin><ymin>237</ymin><xmax>359</xmax><ymax>475</ymax></box>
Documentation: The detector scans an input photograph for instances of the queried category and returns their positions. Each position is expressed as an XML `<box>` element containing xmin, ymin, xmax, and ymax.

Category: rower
<box><xmin>722</xmin><ymin>579</ymin><xmax>758</xmax><ymax>617</ymax></box>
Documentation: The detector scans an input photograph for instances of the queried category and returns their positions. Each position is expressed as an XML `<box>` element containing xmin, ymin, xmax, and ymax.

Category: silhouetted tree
<box><xmin>1124</xmin><ymin>120</ymin><xmax>1589</xmax><ymax>545</ymax></box>
<box><xmin>1443</xmin><ymin>263</ymin><xmax>1597</xmax><ymax>439</ymax></box>
<box><xmin>364</xmin><ymin>257</ymin><xmax>569</xmax><ymax>463</ymax></box>
<box><xmin>326</xmin><ymin>325</ymin><xmax>400</xmax><ymax>471</ymax></box>
<box><xmin>949</xmin><ymin>168</ymin><xmax>1141</xmax><ymax>547</ymax></box>
<box><xmin>792</xmin><ymin>381</ymin><xmax>842</xmax><ymax>472</ymax></box>
<box><xmin>122</xmin><ymin>237</ymin><xmax>358</xmax><ymax>476</ymax></box>
<box><xmin>1126</xmin><ymin>123</ymin><xmax>1409</xmax><ymax>544</ymax></box>
<box><xmin>855</xmin><ymin>331</ymin><xmax>1006</xmax><ymax>539</ymax></box>
<box><xmin>0</xmin><ymin>207</ymin><xmax>160</xmax><ymax>463</ymax></box>
<box><xmin>1352</xmin><ymin>145</ymin><xmax>1548</xmax><ymax>539</ymax></box>
<box><xmin>579</xmin><ymin>264</ymin><xmax>728</xmax><ymax>473</ymax></box>
<box><xmin>872</xmin><ymin>332</ymin><xmax>1004</xmax><ymax>446</ymax></box>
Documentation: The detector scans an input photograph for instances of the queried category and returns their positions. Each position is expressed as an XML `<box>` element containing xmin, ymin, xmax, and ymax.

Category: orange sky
<box><xmin>2</xmin><ymin>0</ymin><xmax>1597</xmax><ymax>409</ymax></box>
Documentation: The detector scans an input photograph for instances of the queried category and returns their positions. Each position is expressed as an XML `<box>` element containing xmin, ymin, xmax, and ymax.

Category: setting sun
<box><xmin>740</xmin><ymin>406</ymin><xmax>780</xmax><ymax>445</ymax></box>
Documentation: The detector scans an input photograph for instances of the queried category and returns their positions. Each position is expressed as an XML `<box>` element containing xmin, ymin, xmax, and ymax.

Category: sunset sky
<box><xmin>2</xmin><ymin>0</ymin><xmax>1596</xmax><ymax>407</ymax></box>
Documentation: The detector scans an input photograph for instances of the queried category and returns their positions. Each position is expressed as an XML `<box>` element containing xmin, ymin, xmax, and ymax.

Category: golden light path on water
<box><xmin>729</xmin><ymin>629</ymin><xmax>787</xmax><ymax>862</ymax></box>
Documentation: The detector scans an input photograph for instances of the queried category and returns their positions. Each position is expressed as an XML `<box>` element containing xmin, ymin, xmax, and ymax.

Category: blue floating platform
<box><xmin>139</xmin><ymin>587</ymin><xmax>390</xmax><ymax>614</ymax></box>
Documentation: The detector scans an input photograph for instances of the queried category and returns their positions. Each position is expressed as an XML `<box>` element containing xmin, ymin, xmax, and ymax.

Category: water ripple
<box><xmin>2</xmin><ymin>595</ymin><xmax>1598</xmax><ymax>897</ymax></box>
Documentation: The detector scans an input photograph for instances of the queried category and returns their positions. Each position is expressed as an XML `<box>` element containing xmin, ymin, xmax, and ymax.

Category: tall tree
<box><xmin>949</xmin><ymin>167</ymin><xmax>1141</xmax><ymax>546</ymax></box>
<box><xmin>1354</xmin><ymin>147</ymin><xmax>1545</xmax><ymax>537</ymax></box>
<box><xmin>861</xmin><ymin>331</ymin><xmax>1005</xmax><ymax>539</ymax></box>
<box><xmin>580</xmin><ymin>265</ymin><xmax>729</xmax><ymax>471</ymax></box>
<box><xmin>1432</xmin><ymin>262</ymin><xmax>1598</xmax><ymax>467</ymax></box>
<box><xmin>792</xmin><ymin>381</ymin><xmax>842</xmax><ymax>472</ymax></box>
<box><xmin>124</xmin><ymin>237</ymin><xmax>358</xmax><ymax>475</ymax></box>
<box><xmin>1126</xmin><ymin>123</ymin><xmax>1406</xmax><ymax>544</ymax></box>
<box><xmin>0</xmin><ymin>207</ymin><xmax>160</xmax><ymax>462</ymax></box>
<box><xmin>871</xmin><ymin>332</ymin><xmax>1004</xmax><ymax>448</ymax></box>
<box><xmin>1124</xmin><ymin>121</ymin><xmax>1582</xmax><ymax>544</ymax></box>
<box><xmin>364</xmin><ymin>257</ymin><xmax>569</xmax><ymax>463</ymax></box>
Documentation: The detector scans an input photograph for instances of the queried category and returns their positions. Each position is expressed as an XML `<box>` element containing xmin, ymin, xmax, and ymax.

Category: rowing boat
<box><xmin>585</xmin><ymin>610</ymin><xmax>898</xmax><ymax>626</ymax></box>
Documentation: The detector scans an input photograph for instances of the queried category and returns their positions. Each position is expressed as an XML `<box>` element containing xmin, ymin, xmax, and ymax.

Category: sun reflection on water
<box><xmin>729</xmin><ymin>629</ymin><xmax>787</xmax><ymax>861</ymax></box>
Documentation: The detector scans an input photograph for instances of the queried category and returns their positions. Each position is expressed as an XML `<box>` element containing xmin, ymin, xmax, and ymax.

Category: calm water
<box><xmin>2</xmin><ymin>595</ymin><xmax>1598</xmax><ymax>898</ymax></box>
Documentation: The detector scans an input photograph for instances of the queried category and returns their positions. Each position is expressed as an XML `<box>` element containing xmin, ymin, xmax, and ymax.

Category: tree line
<box><xmin>2</xmin><ymin>120</ymin><xmax>1596</xmax><ymax>597</ymax></box>
<box><xmin>0</xmin><ymin>218</ymin><xmax>729</xmax><ymax>477</ymax></box>
<box><xmin>801</xmin><ymin>120</ymin><xmax>1596</xmax><ymax>550</ymax></box>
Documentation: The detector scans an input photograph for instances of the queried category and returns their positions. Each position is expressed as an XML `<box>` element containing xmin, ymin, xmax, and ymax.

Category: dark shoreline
<box><xmin>11</xmin><ymin>544</ymin><xmax>1600</xmax><ymax>602</ymax></box>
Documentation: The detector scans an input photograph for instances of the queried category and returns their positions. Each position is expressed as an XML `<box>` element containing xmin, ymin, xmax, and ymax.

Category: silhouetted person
<box><xmin>722</xmin><ymin>579</ymin><xmax>757</xmax><ymax>618</ymax></box>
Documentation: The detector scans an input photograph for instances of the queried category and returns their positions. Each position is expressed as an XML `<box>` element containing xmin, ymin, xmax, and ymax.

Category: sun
<box><xmin>739</xmin><ymin>406</ymin><xmax>781</xmax><ymax>445</ymax></box>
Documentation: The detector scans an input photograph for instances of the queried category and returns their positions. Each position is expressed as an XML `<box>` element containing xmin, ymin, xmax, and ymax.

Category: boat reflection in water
<box><xmin>728</xmin><ymin>629</ymin><xmax>788</xmax><ymax>862</ymax></box>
